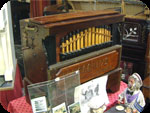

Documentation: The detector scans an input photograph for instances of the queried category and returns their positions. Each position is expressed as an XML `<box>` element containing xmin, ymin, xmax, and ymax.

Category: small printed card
<box><xmin>52</xmin><ymin>102</ymin><xmax>67</xmax><ymax>113</ymax></box>
<box><xmin>31</xmin><ymin>96</ymin><xmax>48</xmax><ymax>113</ymax></box>
<box><xmin>68</xmin><ymin>102</ymin><xmax>81</xmax><ymax>113</ymax></box>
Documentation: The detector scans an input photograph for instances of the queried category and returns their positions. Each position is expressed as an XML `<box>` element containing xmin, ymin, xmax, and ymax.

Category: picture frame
<box><xmin>123</xmin><ymin>22</ymin><xmax>141</xmax><ymax>42</ymax></box>
<box><xmin>31</xmin><ymin>96</ymin><xmax>48</xmax><ymax>113</ymax></box>
<box><xmin>74</xmin><ymin>75</ymin><xmax>109</xmax><ymax>113</ymax></box>
<box><xmin>52</xmin><ymin>102</ymin><xmax>67</xmax><ymax>113</ymax></box>
<box><xmin>68</xmin><ymin>102</ymin><xmax>81</xmax><ymax>113</ymax></box>
<box><xmin>0</xmin><ymin>1</ymin><xmax>17</xmax><ymax>90</ymax></box>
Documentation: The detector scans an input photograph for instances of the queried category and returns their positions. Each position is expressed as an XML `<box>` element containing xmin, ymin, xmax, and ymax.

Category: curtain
<box><xmin>30</xmin><ymin>0</ymin><xmax>50</xmax><ymax>17</ymax></box>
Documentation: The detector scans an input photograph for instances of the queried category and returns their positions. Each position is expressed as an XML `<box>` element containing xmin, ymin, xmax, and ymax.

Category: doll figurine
<box><xmin>118</xmin><ymin>73</ymin><xmax>145</xmax><ymax>113</ymax></box>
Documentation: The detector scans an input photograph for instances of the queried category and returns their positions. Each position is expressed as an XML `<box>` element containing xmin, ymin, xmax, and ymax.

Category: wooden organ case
<box><xmin>20</xmin><ymin>10</ymin><xmax>124</xmax><ymax>103</ymax></box>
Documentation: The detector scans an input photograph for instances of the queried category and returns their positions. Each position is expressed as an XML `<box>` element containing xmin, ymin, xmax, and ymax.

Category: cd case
<box><xmin>27</xmin><ymin>70</ymin><xmax>80</xmax><ymax>113</ymax></box>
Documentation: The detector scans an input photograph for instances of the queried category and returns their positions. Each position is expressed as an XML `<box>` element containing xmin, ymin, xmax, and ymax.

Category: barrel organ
<box><xmin>20</xmin><ymin>10</ymin><xmax>124</xmax><ymax>103</ymax></box>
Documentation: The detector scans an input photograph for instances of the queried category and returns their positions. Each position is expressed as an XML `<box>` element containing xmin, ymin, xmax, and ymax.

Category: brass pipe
<box><xmin>77</xmin><ymin>30</ymin><xmax>80</xmax><ymax>50</ymax></box>
<box><xmin>61</xmin><ymin>37</ymin><xmax>65</xmax><ymax>54</ymax></box>
<box><xmin>88</xmin><ymin>28</ymin><xmax>92</xmax><ymax>46</ymax></box>
<box><xmin>66</xmin><ymin>35</ymin><xmax>69</xmax><ymax>53</ymax></box>
<box><xmin>92</xmin><ymin>27</ymin><xmax>95</xmax><ymax>45</ymax></box>
<box><xmin>96</xmin><ymin>27</ymin><xmax>99</xmax><ymax>45</ymax></box>
<box><xmin>84</xmin><ymin>29</ymin><xmax>88</xmax><ymax>47</ymax></box>
<box><xmin>73</xmin><ymin>31</ymin><xmax>76</xmax><ymax>51</ymax></box>
<box><xmin>69</xmin><ymin>33</ymin><xmax>73</xmax><ymax>52</ymax></box>
<box><xmin>80</xmin><ymin>30</ymin><xmax>84</xmax><ymax>49</ymax></box>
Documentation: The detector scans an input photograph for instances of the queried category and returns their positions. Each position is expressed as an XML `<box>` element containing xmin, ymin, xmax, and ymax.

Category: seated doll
<box><xmin>118</xmin><ymin>73</ymin><xmax>145</xmax><ymax>113</ymax></box>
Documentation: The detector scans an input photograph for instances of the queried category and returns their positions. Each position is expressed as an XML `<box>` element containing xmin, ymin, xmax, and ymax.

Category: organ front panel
<box><xmin>20</xmin><ymin>10</ymin><xmax>124</xmax><ymax>103</ymax></box>
<box><xmin>59</xmin><ymin>25</ymin><xmax>112</xmax><ymax>61</ymax></box>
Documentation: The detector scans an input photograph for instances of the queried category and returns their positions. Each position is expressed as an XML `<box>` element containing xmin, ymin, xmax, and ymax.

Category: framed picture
<box><xmin>68</xmin><ymin>102</ymin><xmax>81</xmax><ymax>113</ymax></box>
<box><xmin>31</xmin><ymin>96</ymin><xmax>48</xmax><ymax>113</ymax></box>
<box><xmin>123</xmin><ymin>22</ymin><xmax>141</xmax><ymax>42</ymax></box>
<box><xmin>74</xmin><ymin>75</ymin><xmax>109</xmax><ymax>113</ymax></box>
<box><xmin>52</xmin><ymin>102</ymin><xmax>67</xmax><ymax>113</ymax></box>
<box><xmin>0</xmin><ymin>1</ymin><xmax>17</xmax><ymax>90</ymax></box>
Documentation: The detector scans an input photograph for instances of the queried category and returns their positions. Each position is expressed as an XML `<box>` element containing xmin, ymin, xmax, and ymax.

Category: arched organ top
<box><xmin>21</xmin><ymin>10</ymin><xmax>124</xmax><ymax>66</ymax></box>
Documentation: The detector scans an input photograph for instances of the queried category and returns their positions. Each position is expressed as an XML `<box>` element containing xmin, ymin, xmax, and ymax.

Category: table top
<box><xmin>105</xmin><ymin>105</ymin><xmax>126</xmax><ymax>113</ymax></box>
<box><xmin>0</xmin><ymin>64</ymin><xmax>23</xmax><ymax>110</ymax></box>
<box><xmin>7</xmin><ymin>81</ymin><xmax>127</xmax><ymax>113</ymax></box>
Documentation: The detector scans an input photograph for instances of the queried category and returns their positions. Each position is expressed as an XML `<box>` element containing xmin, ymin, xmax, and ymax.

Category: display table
<box><xmin>0</xmin><ymin>64</ymin><xmax>23</xmax><ymax>110</ymax></box>
<box><xmin>105</xmin><ymin>105</ymin><xmax>126</xmax><ymax>113</ymax></box>
<box><xmin>106</xmin><ymin>82</ymin><xmax>127</xmax><ymax>110</ymax></box>
<box><xmin>7</xmin><ymin>81</ymin><xmax>127</xmax><ymax>113</ymax></box>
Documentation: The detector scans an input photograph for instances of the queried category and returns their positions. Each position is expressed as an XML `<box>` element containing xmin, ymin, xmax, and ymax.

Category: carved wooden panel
<box><xmin>55</xmin><ymin>50</ymin><xmax>119</xmax><ymax>83</ymax></box>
